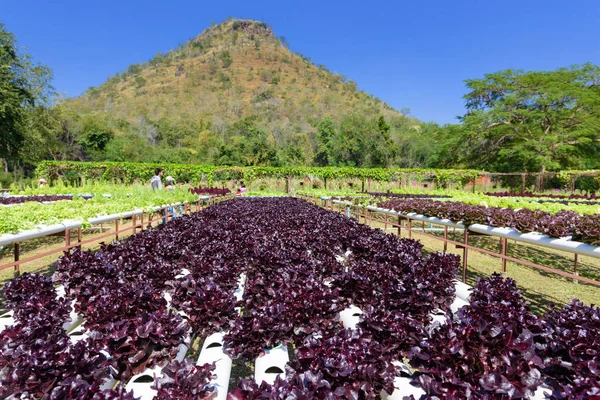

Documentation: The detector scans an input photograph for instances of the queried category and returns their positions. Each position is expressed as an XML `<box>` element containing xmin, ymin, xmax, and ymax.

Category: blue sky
<box><xmin>2</xmin><ymin>0</ymin><xmax>599</xmax><ymax>124</ymax></box>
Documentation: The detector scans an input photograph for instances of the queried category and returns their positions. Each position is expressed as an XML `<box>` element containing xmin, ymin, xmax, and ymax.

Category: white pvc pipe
<box><xmin>234</xmin><ymin>273</ymin><xmax>247</xmax><ymax>302</ymax></box>
<box><xmin>368</xmin><ymin>206</ymin><xmax>600</xmax><ymax>260</ymax></box>
<box><xmin>174</xmin><ymin>268</ymin><xmax>191</xmax><ymax>279</ymax></box>
<box><xmin>11</xmin><ymin>224</ymin><xmax>66</xmax><ymax>242</ymax></box>
<box><xmin>120</xmin><ymin>210</ymin><xmax>143</xmax><ymax>219</ymax></box>
<box><xmin>454</xmin><ymin>281</ymin><xmax>473</xmax><ymax>302</ymax></box>
<box><xmin>339</xmin><ymin>305</ymin><xmax>363</xmax><ymax>329</ymax></box>
<box><xmin>429</xmin><ymin>312</ymin><xmax>446</xmax><ymax>329</ymax></box>
<box><xmin>124</xmin><ymin>336</ymin><xmax>190</xmax><ymax>400</ymax></box>
<box><xmin>63</xmin><ymin>301</ymin><xmax>83</xmax><ymax>333</ymax></box>
<box><xmin>450</xmin><ymin>297</ymin><xmax>470</xmax><ymax>314</ymax></box>
<box><xmin>0</xmin><ymin>233</ymin><xmax>16</xmax><ymax>247</ymax></box>
<box><xmin>0</xmin><ymin>311</ymin><xmax>15</xmax><ymax>333</ymax></box>
<box><xmin>56</xmin><ymin>285</ymin><xmax>83</xmax><ymax>333</ymax></box>
<box><xmin>62</xmin><ymin>220</ymin><xmax>82</xmax><ymax>230</ymax></box>
<box><xmin>254</xmin><ymin>343</ymin><xmax>289</xmax><ymax>385</ymax></box>
<box><xmin>89</xmin><ymin>213</ymin><xmax>122</xmax><ymax>225</ymax></box>
<box><xmin>197</xmin><ymin>332</ymin><xmax>232</xmax><ymax>400</ymax></box>
<box><xmin>68</xmin><ymin>324</ymin><xmax>89</xmax><ymax>344</ymax></box>
<box><xmin>469</xmin><ymin>224</ymin><xmax>600</xmax><ymax>259</ymax></box>
<box><xmin>381</xmin><ymin>376</ymin><xmax>426</xmax><ymax>399</ymax></box>
<box><xmin>124</xmin><ymin>364</ymin><xmax>161</xmax><ymax>400</ymax></box>
<box><xmin>531</xmin><ymin>385</ymin><xmax>551</xmax><ymax>400</ymax></box>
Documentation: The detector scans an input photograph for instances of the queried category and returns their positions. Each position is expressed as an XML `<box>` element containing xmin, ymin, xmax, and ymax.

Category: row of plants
<box><xmin>188</xmin><ymin>187</ymin><xmax>232</xmax><ymax>196</ymax></box>
<box><xmin>0</xmin><ymin>197</ymin><xmax>458</xmax><ymax>398</ymax></box>
<box><xmin>486</xmin><ymin>191</ymin><xmax>600</xmax><ymax>200</ymax></box>
<box><xmin>378</xmin><ymin>198</ymin><xmax>600</xmax><ymax>244</ymax></box>
<box><xmin>35</xmin><ymin>160</ymin><xmax>483</xmax><ymax>186</ymax></box>
<box><xmin>0</xmin><ymin>184</ymin><xmax>198</xmax><ymax>234</ymax></box>
<box><xmin>361</xmin><ymin>192</ymin><xmax>452</xmax><ymax>199</ymax></box>
<box><xmin>0</xmin><ymin>194</ymin><xmax>90</xmax><ymax>205</ymax></box>
<box><xmin>2</xmin><ymin>198</ymin><xmax>598</xmax><ymax>398</ymax></box>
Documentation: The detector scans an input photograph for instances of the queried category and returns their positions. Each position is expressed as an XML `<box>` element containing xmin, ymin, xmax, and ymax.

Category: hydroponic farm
<box><xmin>1</xmin><ymin>197</ymin><xmax>598</xmax><ymax>399</ymax></box>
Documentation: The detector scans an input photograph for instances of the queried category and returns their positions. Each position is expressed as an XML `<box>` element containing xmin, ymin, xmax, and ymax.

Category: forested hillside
<box><xmin>55</xmin><ymin>19</ymin><xmax>428</xmax><ymax>167</ymax></box>
<box><xmin>2</xmin><ymin>18</ymin><xmax>599</xmax><ymax>185</ymax></box>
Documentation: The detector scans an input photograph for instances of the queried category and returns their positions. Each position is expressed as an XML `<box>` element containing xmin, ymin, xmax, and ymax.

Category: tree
<box><xmin>217</xmin><ymin>116</ymin><xmax>280</xmax><ymax>166</ymax></box>
<box><xmin>460</xmin><ymin>64</ymin><xmax>600</xmax><ymax>172</ymax></box>
<box><xmin>332</xmin><ymin>114</ymin><xmax>369</xmax><ymax>167</ymax></box>
<box><xmin>367</xmin><ymin>116</ymin><xmax>397</xmax><ymax>167</ymax></box>
<box><xmin>0</xmin><ymin>22</ymin><xmax>53</xmax><ymax>172</ymax></box>
<box><xmin>314</xmin><ymin>117</ymin><xmax>336</xmax><ymax>166</ymax></box>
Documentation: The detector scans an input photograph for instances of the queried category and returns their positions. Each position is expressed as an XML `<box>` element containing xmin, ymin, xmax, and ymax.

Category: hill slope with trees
<box><xmin>57</xmin><ymin>18</ymin><xmax>426</xmax><ymax>167</ymax></box>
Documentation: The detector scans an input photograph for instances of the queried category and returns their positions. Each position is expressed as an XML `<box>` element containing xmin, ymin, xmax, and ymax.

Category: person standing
<box><xmin>151</xmin><ymin>168</ymin><xmax>163</xmax><ymax>191</ymax></box>
<box><xmin>165</xmin><ymin>176</ymin><xmax>176</xmax><ymax>190</ymax></box>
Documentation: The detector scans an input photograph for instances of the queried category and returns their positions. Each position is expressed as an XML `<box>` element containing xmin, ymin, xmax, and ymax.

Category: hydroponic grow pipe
<box><xmin>0</xmin><ymin>220</ymin><xmax>82</xmax><ymax>247</ymax></box>
<box><xmin>363</xmin><ymin>204</ymin><xmax>600</xmax><ymax>260</ymax></box>
<box><xmin>197</xmin><ymin>332</ymin><xmax>232</xmax><ymax>400</ymax></box>
<box><xmin>468</xmin><ymin>224</ymin><xmax>600</xmax><ymax>259</ymax></box>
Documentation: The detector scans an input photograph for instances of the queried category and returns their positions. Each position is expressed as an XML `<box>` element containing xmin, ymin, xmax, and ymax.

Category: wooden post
<box><xmin>132</xmin><ymin>215</ymin><xmax>137</xmax><ymax>234</ymax></box>
<box><xmin>443</xmin><ymin>226</ymin><xmax>448</xmax><ymax>252</ymax></box>
<box><xmin>462</xmin><ymin>230</ymin><xmax>469</xmax><ymax>282</ymax></box>
<box><xmin>501</xmin><ymin>237</ymin><xmax>507</xmax><ymax>275</ymax></box>
<box><xmin>14</xmin><ymin>242</ymin><xmax>20</xmax><ymax>276</ymax></box>
<box><xmin>115</xmin><ymin>219</ymin><xmax>119</xmax><ymax>241</ymax></box>
<box><xmin>574</xmin><ymin>254</ymin><xmax>579</xmax><ymax>284</ymax></box>
<box><xmin>407</xmin><ymin>219</ymin><xmax>412</xmax><ymax>238</ymax></box>
<box><xmin>397</xmin><ymin>216</ymin><xmax>401</xmax><ymax>237</ymax></box>
<box><xmin>65</xmin><ymin>229</ymin><xmax>71</xmax><ymax>248</ymax></box>
<box><xmin>521</xmin><ymin>174</ymin><xmax>526</xmax><ymax>193</ymax></box>
<box><xmin>77</xmin><ymin>227</ymin><xmax>82</xmax><ymax>248</ymax></box>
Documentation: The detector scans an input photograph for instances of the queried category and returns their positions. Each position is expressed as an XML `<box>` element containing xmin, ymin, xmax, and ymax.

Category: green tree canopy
<box><xmin>0</xmin><ymin>22</ymin><xmax>54</xmax><ymax>172</ymax></box>
<box><xmin>458</xmin><ymin>64</ymin><xmax>600</xmax><ymax>172</ymax></box>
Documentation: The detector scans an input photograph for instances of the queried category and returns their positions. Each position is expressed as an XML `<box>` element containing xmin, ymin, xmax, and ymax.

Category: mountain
<box><xmin>60</xmin><ymin>19</ymin><xmax>424</xmax><ymax>167</ymax></box>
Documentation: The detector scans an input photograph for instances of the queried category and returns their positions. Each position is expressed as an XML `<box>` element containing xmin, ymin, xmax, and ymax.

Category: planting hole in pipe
<box><xmin>353</xmin><ymin>313</ymin><xmax>362</xmax><ymax>317</ymax></box>
<box><xmin>133</xmin><ymin>375</ymin><xmax>154</xmax><ymax>383</ymax></box>
<box><xmin>207</xmin><ymin>342</ymin><xmax>222</xmax><ymax>349</ymax></box>
<box><xmin>265</xmin><ymin>366</ymin><xmax>284</xmax><ymax>374</ymax></box>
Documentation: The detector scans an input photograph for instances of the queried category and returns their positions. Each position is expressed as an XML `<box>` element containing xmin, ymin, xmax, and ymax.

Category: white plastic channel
<box><xmin>365</xmin><ymin>206</ymin><xmax>600</xmax><ymax>260</ymax></box>
<box><xmin>450</xmin><ymin>297</ymin><xmax>470</xmax><ymax>314</ymax></box>
<box><xmin>197</xmin><ymin>332</ymin><xmax>232</xmax><ymax>400</ymax></box>
<box><xmin>381</xmin><ymin>375</ymin><xmax>426</xmax><ymax>399</ymax></box>
<box><xmin>0</xmin><ymin>220</ymin><xmax>82</xmax><ymax>247</ymax></box>
<box><xmin>381</xmin><ymin>361</ymin><xmax>425</xmax><ymax>399</ymax></box>
<box><xmin>469</xmin><ymin>224</ymin><xmax>600</xmax><ymax>259</ymax></box>
<box><xmin>233</xmin><ymin>273</ymin><xmax>247</xmax><ymax>314</ymax></box>
<box><xmin>454</xmin><ymin>281</ymin><xmax>473</xmax><ymax>302</ymax></box>
<box><xmin>68</xmin><ymin>324</ymin><xmax>89</xmax><ymax>344</ymax></box>
<box><xmin>0</xmin><ymin>311</ymin><xmax>15</xmax><ymax>333</ymax></box>
<box><xmin>254</xmin><ymin>343</ymin><xmax>289</xmax><ymax>385</ymax></box>
<box><xmin>339</xmin><ymin>305</ymin><xmax>363</xmax><ymax>329</ymax></box>
<box><xmin>428</xmin><ymin>282</ymin><xmax>473</xmax><ymax>330</ymax></box>
<box><xmin>124</xmin><ymin>335</ymin><xmax>191</xmax><ymax>400</ymax></box>
<box><xmin>56</xmin><ymin>285</ymin><xmax>83</xmax><ymax>333</ymax></box>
